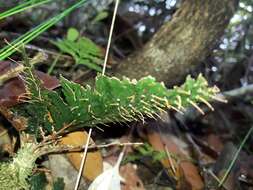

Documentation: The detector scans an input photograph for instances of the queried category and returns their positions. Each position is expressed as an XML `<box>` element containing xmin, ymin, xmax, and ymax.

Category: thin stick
<box><xmin>102</xmin><ymin>0</ymin><xmax>120</xmax><ymax>75</ymax></box>
<box><xmin>74</xmin><ymin>128</ymin><xmax>92</xmax><ymax>190</ymax></box>
<box><xmin>0</xmin><ymin>52</ymin><xmax>47</xmax><ymax>86</ymax></box>
<box><xmin>39</xmin><ymin>142</ymin><xmax>143</xmax><ymax>156</ymax></box>
<box><xmin>91</xmin><ymin>141</ymin><xmax>143</xmax><ymax>149</ymax></box>
<box><xmin>218</xmin><ymin>126</ymin><xmax>253</xmax><ymax>187</ymax></box>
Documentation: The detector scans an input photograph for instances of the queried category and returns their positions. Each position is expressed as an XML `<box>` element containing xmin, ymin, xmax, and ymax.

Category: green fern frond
<box><xmin>52</xmin><ymin>28</ymin><xmax>103</xmax><ymax>72</ymax></box>
<box><xmin>3</xmin><ymin>73</ymin><xmax>220</xmax><ymax>188</ymax></box>
<box><xmin>14</xmin><ymin>72</ymin><xmax>220</xmax><ymax>135</ymax></box>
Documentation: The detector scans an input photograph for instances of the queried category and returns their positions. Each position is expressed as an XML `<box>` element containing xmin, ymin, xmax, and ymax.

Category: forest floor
<box><xmin>0</xmin><ymin>1</ymin><xmax>253</xmax><ymax>190</ymax></box>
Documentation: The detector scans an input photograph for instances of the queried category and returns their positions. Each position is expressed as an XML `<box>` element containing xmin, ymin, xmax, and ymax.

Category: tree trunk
<box><xmin>114</xmin><ymin>0</ymin><xmax>239</xmax><ymax>86</ymax></box>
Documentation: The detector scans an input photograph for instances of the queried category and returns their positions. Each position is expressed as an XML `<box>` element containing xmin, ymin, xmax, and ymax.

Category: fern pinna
<box><xmin>13</xmin><ymin>68</ymin><xmax>220</xmax><ymax>135</ymax></box>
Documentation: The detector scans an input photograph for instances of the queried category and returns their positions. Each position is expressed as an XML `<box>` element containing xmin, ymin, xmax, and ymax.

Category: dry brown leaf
<box><xmin>0</xmin><ymin>106</ymin><xmax>28</xmax><ymax>131</ymax></box>
<box><xmin>60</xmin><ymin>131</ymin><xmax>103</xmax><ymax>181</ymax></box>
<box><xmin>0</xmin><ymin>61</ymin><xmax>59</xmax><ymax>107</ymax></box>
<box><xmin>120</xmin><ymin>163</ymin><xmax>145</xmax><ymax>190</ymax></box>
<box><xmin>0</xmin><ymin>124</ymin><xmax>13</xmax><ymax>154</ymax></box>
<box><xmin>206</xmin><ymin>134</ymin><xmax>224</xmax><ymax>154</ymax></box>
<box><xmin>146</xmin><ymin>128</ymin><xmax>204</xmax><ymax>190</ymax></box>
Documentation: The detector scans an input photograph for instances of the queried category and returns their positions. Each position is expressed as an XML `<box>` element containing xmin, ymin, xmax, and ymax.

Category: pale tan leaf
<box><xmin>60</xmin><ymin>131</ymin><xmax>103</xmax><ymax>181</ymax></box>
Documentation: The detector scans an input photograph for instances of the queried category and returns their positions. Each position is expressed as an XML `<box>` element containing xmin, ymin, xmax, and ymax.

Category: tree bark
<box><xmin>114</xmin><ymin>0</ymin><xmax>239</xmax><ymax>86</ymax></box>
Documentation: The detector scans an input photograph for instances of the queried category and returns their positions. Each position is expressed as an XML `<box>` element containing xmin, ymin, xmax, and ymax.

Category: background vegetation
<box><xmin>0</xmin><ymin>0</ymin><xmax>252</xmax><ymax>189</ymax></box>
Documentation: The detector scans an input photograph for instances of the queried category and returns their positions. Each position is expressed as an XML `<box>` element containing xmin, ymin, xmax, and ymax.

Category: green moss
<box><xmin>0</xmin><ymin>143</ymin><xmax>39</xmax><ymax>190</ymax></box>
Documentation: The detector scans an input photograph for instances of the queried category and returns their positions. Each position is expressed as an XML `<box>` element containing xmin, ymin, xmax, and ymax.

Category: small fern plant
<box><xmin>0</xmin><ymin>1</ymin><xmax>224</xmax><ymax>189</ymax></box>
<box><xmin>0</xmin><ymin>58</ymin><xmax>222</xmax><ymax>189</ymax></box>
<box><xmin>0</xmin><ymin>44</ymin><xmax>223</xmax><ymax>189</ymax></box>
<box><xmin>52</xmin><ymin>28</ymin><xmax>104</xmax><ymax>72</ymax></box>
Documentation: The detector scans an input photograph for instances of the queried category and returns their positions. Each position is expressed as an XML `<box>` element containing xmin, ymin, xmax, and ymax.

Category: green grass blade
<box><xmin>218</xmin><ymin>126</ymin><xmax>253</xmax><ymax>187</ymax></box>
<box><xmin>0</xmin><ymin>0</ymin><xmax>53</xmax><ymax>20</ymax></box>
<box><xmin>0</xmin><ymin>0</ymin><xmax>88</xmax><ymax>60</ymax></box>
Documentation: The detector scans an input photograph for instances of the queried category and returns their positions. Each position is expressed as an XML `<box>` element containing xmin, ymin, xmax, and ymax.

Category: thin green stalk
<box><xmin>47</xmin><ymin>53</ymin><xmax>61</xmax><ymax>75</ymax></box>
<box><xmin>0</xmin><ymin>0</ymin><xmax>53</xmax><ymax>20</ymax></box>
<box><xmin>0</xmin><ymin>0</ymin><xmax>89</xmax><ymax>60</ymax></box>
<box><xmin>218</xmin><ymin>126</ymin><xmax>253</xmax><ymax>187</ymax></box>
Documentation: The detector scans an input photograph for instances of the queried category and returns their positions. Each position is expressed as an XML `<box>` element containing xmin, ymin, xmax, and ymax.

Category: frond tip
<box><xmin>61</xmin><ymin>72</ymin><xmax>219</xmax><ymax>125</ymax></box>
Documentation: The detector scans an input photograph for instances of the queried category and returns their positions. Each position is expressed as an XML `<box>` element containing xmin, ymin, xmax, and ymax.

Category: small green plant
<box><xmin>52</xmin><ymin>28</ymin><xmax>103</xmax><ymax>72</ymax></box>
<box><xmin>92</xmin><ymin>10</ymin><xmax>109</xmax><ymax>23</ymax></box>
<box><xmin>124</xmin><ymin>143</ymin><xmax>169</xmax><ymax>164</ymax></box>
<box><xmin>29</xmin><ymin>172</ymin><xmax>48</xmax><ymax>190</ymax></box>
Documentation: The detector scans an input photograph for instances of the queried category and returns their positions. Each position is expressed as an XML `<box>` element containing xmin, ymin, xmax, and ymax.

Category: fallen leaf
<box><xmin>0</xmin><ymin>124</ymin><xmax>13</xmax><ymax>154</ymax></box>
<box><xmin>0</xmin><ymin>77</ymin><xmax>26</xmax><ymax>107</ymax></box>
<box><xmin>193</xmin><ymin>134</ymin><xmax>224</xmax><ymax>159</ymax></box>
<box><xmin>145</xmin><ymin>124</ymin><xmax>204</xmax><ymax>190</ymax></box>
<box><xmin>120</xmin><ymin>163</ymin><xmax>145</xmax><ymax>190</ymax></box>
<box><xmin>60</xmin><ymin>131</ymin><xmax>103</xmax><ymax>181</ymax></box>
<box><xmin>34</xmin><ymin>70</ymin><xmax>60</xmax><ymax>90</ymax></box>
<box><xmin>0</xmin><ymin>106</ymin><xmax>28</xmax><ymax>131</ymax></box>
<box><xmin>0</xmin><ymin>61</ymin><xmax>59</xmax><ymax>107</ymax></box>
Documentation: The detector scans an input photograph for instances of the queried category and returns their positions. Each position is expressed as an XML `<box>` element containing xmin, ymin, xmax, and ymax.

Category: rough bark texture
<box><xmin>114</xmin><ymin>0</ymin><xmax>239</xmax><ymax>86</ymax></box>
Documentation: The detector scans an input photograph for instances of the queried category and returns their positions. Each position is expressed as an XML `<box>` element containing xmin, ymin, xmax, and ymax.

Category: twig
<box><xmin>41</xmin><ymin>141</ymin><xmax>143</xmax><ymax>155</ymax></box>
<box><xmin>165</xmin><ymin>145</ymin><xmax>177</xmax><ymax>176</ymax></box>
<box><xmin>90</xmin><ymin>141</ymin><xmax>143</xmax><ymax>149</ymax></box>
<box><xmin>0</xmin><ymin>52</ymin><xmax>47</xmax><ymax>86</ymax></box>
<box><xmin>222</xmin><ymin>84</ymin><xmax>253</xmax><ymax>99</ymax></box>
<box><xmin>25</xmin><ymin>44</ymin><xmax>71</xmax><ymax>59</ymax></box>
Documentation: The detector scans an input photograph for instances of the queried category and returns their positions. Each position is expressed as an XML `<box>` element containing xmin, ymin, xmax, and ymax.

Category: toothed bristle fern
<box><xmin>13</xmin><ymin>66</ymin><xmax>220</xmax><ymax>135</ymax></box>
<box><xmin>1</xmin><ymin>65</ymin><xmax>221</xmax><ymax>189</ymax></box>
